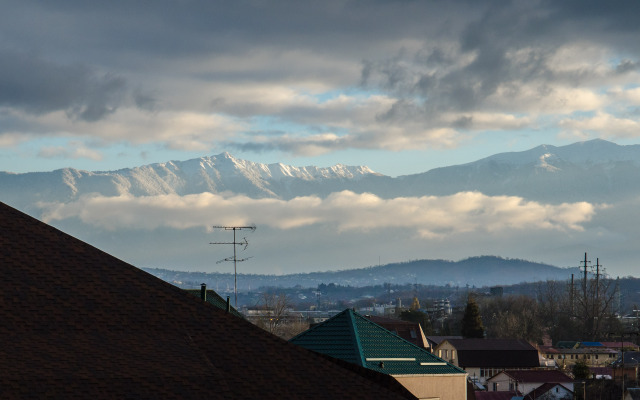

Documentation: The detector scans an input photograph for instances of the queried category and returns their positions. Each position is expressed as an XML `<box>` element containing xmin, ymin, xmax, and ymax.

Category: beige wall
<box><xmin>546</xmin><ymin>350</ymin><xmax>617</xmax><ymax>368</ymax></box>
<box><xmin>394</xmin><ymin>374</ymin><xmax>467</xmax><ymax>400</ymax></box>
<box><xmin>434</xmin><ymin>342</ymin><xmax>458</xmax><ymax>365</ymax></box>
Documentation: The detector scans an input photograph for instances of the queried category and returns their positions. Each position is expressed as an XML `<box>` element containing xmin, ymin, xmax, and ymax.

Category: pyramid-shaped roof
<box><xmin>0</xmin><ymin>202</ymin><xmax>415</xmax><ymax>399</ymax></box>
<box><xmin>290</xmin><ymin>309</ymin><xmax>465</xmax><ymax>376</ymax></box>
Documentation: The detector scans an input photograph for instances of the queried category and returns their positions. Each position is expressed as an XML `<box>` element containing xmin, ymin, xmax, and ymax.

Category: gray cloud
<box><xmin>0</xmin><ymin>50</ymin><xmax>127</xmax><ymax>121</ymax></box>
<box><xmin>2</xmin><ymin>0</ymin><xmax>640</xmax><ymax>154</ymax></box>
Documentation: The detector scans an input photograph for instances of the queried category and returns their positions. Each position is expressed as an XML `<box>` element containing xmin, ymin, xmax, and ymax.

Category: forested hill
<box><xmin>144</xmin><ymin>256</ymin><xmax>579</xmax><ymax>290</ymax></box>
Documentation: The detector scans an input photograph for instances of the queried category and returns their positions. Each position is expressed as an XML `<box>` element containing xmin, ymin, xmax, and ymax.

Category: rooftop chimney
<box><xmin>226</xmin><ymin>296</ymin><xmax>231</xmax><ymax>313</ymax></box>
<box><xmin>200</xmin><ymin>283</ymin><xmax>207</xmax><ymax>301</ymax></box>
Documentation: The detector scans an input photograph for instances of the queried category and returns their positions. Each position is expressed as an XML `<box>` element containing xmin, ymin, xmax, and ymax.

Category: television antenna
<box><xmin>210</xmin><ymin>225</ymin><xmax>256</xmax><ymax>307</ymax></box>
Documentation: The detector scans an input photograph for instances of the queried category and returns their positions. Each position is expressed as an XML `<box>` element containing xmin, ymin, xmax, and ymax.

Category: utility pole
<box><xmin>570</xmin><ymin>274</ymin><xmax>575</xmax><ymax>316</ymax></box>
<box><xmin>581</xmin><ymin>252</ymin><xmax>590</xmax><ymax>302</ymax></box>
<box><xmin>210</xmin><ymin>225</ymin><xmax>256</xmax><ymax>307</ymax></box>
<box><xmin>594</xmin><ymin>258</ymin><xmax>601</xmax><ymax>332</ymax></box>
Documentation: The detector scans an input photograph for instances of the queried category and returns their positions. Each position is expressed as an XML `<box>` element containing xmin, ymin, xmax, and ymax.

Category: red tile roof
<box><xmin>0</xmin><ymin>202</ymin><xmax>416</xmax><ymax>399</ymax></box>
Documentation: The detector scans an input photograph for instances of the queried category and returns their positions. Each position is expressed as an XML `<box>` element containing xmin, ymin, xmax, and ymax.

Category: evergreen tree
<box><xmin>572</xmin><ymin>359</ymin><xmax>590</xmax><ymax>380</ymax></box>
<box><xmin>461</xmin><ymin>296</ymin><xmax>485</xmax><ymax>338</ymax></box>
<box><xmin>399</xmin><ymin>310</ymin><xmax>433</xmax><ymax>335</ymax></box>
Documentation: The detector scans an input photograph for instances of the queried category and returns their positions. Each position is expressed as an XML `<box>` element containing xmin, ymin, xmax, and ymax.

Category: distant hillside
<box><xmin>5</xmin><ymin>139</ymin><xmax>640</xmax><ymax>211</ymax></box>
<box><xmin>396</xmin><ymin>139</ymin><xmax>640</xmax><ymax>203</ymax></box>
<box><xmin>144</xmin><ymin>256</ymin><xmax>579</xmax><ymax>290</ymax></box>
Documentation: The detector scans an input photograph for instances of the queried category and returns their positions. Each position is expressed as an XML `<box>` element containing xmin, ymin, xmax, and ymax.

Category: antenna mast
<box><xmin>210</xmin><ymin>225</ymin><xmax>256</xmax><ymax>307</ymax></box>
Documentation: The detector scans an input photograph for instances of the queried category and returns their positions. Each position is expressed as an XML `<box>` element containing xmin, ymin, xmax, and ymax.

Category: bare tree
<box><xmin>480</xmin><ymin>295</ymin><xmax>543</xmax><ymax>343</ymax></box>
<box><xmin>255</xmin><ymin>292</ymin><xmax>293</xmax><ymax>337</ymax></box>
<box><xmin>573</xmin><ymin>272</ymin><xmax>619</xmax><ymax>340</ymax></box>
<box><xmin>535</xmin><ymin>257</ymin><xmax>620</xmax><ymax>342</ymax></box>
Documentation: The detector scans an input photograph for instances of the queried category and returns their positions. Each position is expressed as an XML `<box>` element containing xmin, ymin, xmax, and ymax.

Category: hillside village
<box><xmin>4</xmin><ymin>200</ymin><xmax>640</xmax><ymax>399</ymax></box>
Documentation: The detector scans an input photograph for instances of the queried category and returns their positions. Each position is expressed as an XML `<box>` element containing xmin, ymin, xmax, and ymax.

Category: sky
<box><xmin>3</xmin><ymin>1</ymin><xmax>640</xmax><ymax>278</ymax></box>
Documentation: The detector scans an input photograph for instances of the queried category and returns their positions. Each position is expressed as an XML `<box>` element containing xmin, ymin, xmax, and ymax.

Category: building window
<box><xmin>493</xmin><ymin>383</ymin><xmax>497</xmax><ymax>391</ymax></box>
<box><xmin>451</xmin><ymin>350</ymin><xmax>456</xmax><ymax>360</ymax></box>
<box><xmin>444</xmin><ymin>350</ymin><xmax>448</xmax><ymax>359</ymax></box>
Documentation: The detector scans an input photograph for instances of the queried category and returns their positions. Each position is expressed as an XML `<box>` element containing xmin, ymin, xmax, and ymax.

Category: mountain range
<box><xmin>1</xmin><ymin>138</ymin><xmax>638</xmax><ymax>279</ymax></box>
<box><xmin>2</xmin><ymin>139</ymin><xmax>638</xmax><ymax>212</ymax></box>
<box><xmin>143</xmin><ymin>256</ymin><xmax>580</xmax><ymax>290</ymax></box>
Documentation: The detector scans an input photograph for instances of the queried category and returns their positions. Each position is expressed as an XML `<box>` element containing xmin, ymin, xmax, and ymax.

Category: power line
<box><xmin>210</xmin><ymin>225</ymin><xmax>256</xmax><ymax>307</ymax></box>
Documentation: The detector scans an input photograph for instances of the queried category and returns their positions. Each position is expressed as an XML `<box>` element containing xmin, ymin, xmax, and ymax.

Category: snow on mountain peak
<box><xmin>536</xmin><ymin>153</ymin><xmax>560</xmax><ymax>172</ymax></box>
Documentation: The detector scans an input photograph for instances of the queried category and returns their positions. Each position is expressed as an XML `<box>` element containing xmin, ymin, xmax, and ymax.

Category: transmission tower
<box><xmin>210</xmin><ymin>225</ymin><xmax>256</xmax><ymax>307</ymax></box>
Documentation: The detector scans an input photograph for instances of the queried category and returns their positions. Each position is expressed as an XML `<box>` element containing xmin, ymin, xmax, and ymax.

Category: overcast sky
<box><xmin>3</xmin><ymin>1</ymin><xmax>640</xmax><ymax>276</ymax></box>
<box><xmin>3</xmin><ymin>0</ymin><xmax>640</xmax><ymax>176</ymax></box>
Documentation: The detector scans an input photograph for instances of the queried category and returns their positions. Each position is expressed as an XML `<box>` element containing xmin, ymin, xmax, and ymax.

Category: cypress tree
<box><xmin>461</xmin><ymin>296</ymin><xmax>484</xmax><ymax>338</ymax></box>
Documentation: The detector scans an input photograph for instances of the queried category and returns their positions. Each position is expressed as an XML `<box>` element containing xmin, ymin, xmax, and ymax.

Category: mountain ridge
<box><xmin>4</xmin><ymin>139</ymin><xmax>640</xmax><ymax>208</ymax></box>
<box><xmin>2</xmin><ymin>138</ymin><xmax>638</xmax><ymax>276</ymax></box>
<box><xmin>143</xmin><ymin>255</ymin><xmax>580</xmax><ymax>289</ymax></box>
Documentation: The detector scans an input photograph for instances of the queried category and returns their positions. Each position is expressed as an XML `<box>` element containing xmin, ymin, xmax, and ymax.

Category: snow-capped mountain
<box><xmin>0</xmin><ymin>152</ymin><xmax>385</xmax><ymax>210</ymax></box>
<box><xmin>397</xmin><ymin>139</ymin><xmax>640</xmax><ymax>202</ymax></box>
<box><xmin>3</xmin><ymin>138</ymin><xmax>640</xmax><ymax>277</ymax></box>
<box><xmin>3</xmin><ymin>139</ymin><xmax>640</xmax><ymax>211</ymax></box>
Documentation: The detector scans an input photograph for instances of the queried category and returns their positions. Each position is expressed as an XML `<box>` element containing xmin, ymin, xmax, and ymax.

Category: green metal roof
<box><xmin>290</xmin><ymin>309</ymin><xmax>465</xmax><ymax>376</ymax></box>
<box><xmin>184</xmin><ymin>289</ymin><xmax>244</xmax><ymax>318</ymax></box>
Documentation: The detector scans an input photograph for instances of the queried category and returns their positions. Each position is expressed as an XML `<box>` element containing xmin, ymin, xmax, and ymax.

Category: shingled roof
<box><xmin>290</xmin><ymin>309</ymin><xmax>465</xmax><ymax>376</ymax></box>
<box><xmin>183</xmin><ymin>288</ymin><xmax>244</xmax><ymax>318</ymax></box>
<box><xmin>364</xmin><ymin>315</ymin><xmax>428</xmax><ymax>348</ymax></box>
<box><xmin>0</xmin><ymin>201</ymin><xmax>416</xmax><ymax>399</ymax></box>
<box><xmin>443</xmin><ymin>338</ymin><xmax>540</xmax><ymax>368</ymax></box>
<box><xmin>497</xmin><ymin>369</ymin><xmax>573</xmax><ymax>384</ymax></box>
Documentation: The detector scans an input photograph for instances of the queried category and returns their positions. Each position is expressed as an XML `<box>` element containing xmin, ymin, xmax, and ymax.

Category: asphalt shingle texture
<box><xmin>0</xmin><ymin>201</ymin><xmax>416</xmax><ymax>399</ymax></box>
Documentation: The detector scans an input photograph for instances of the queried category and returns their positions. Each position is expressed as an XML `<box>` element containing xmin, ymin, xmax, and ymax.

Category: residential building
<box><xmin>612</xmin><ymin>351</ymin><xmax>640</xmax><ymax>385</ymax></box>
<box><xmin>475</xmin><ymin>391</ymin><xmax>521</xmax><ymax>400</ymax></box>
<box><xmin>486</xmin><ymin>370</ymin><xmax>574</xmax><ymax>396</ymax></box>
<box><xmin>426</xmin><ymin>335</ymin><xmax>464</xmax><ymax>352</ymax></box>
<box><xmin>523</xmin><ymin>383</ymin><xmax>573</xmax><ymax>400</ymax></box>
<box><xmin>540</xmin><ymin>346</ymin><xmax>618</xmax><ymax>369</ymax></box>
<box><xmin>434</xmin><ymin>338</ymin><xmax>540</xmax><ymax>385</ymax></box>
<box><xmin>0</xmin><ymin>201</ymin><xmax>416</xmax><ymax>399</ymax></box>
<box><xmin>365</xmin><ymin>315</ymin><xmax>429</xmax><ymax>349</ymax></box>
<box><xmin>625</xmin><ymin>388</ymin><xmax>640</xmax><ymax>400</ymax></box>
<box><xmin>291</xmin><ymin>308</ymin><xmax>468</xmax><ymax>400</ymax></box>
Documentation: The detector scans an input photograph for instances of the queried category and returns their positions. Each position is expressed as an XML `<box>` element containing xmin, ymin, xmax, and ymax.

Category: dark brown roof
<box><xmin>494</xmin><ymin>369</ymin><xmax>573</xmax><ymax>383</ymax></box>
<box><xmin>427</xmin><ymin>335</ymin><xmax>464</xmax><ymax>346</ymax></box>
<box><xmin>523</xmin><ymin>383</ymin><xmax>573</xmax><ymax>400</ymax></box>
<box><xmin>444</xmin><ymin>339</ymin><xmax>539</xmax><ymax>368</ymax></box>
<box><xmin>365</xmin><ymin>315</ymin><xmax>428</xmax><ymax>348</ymax></box>
<box><xmin>475</xmin><ymin>391</ymin><xmax>521</xmax><ymax>400</ymax></box>
<box><xmin>0</xmin><ymin>202</ymin><xmax>416</xmax><ymax>399</ymax></box>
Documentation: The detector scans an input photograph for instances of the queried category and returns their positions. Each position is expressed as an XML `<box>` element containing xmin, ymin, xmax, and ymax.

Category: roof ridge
<box><xmin>350</xmin><ymin>310</ymin><xmax>466</xmax><ymax>374</ymax></box>
<box><xmin>347</xmin><ymin>309</ymin><xmax>367</xmax><ymax>367</ymax></box>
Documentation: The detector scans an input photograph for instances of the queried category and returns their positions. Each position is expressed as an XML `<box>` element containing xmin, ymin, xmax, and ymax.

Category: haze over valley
<box><xmin>2</xmin><ymin>139</ymin><xmax>639</xmax><ymax>279</ymax></box>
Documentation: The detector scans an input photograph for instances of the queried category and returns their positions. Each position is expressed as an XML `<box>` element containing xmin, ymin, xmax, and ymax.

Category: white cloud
<box><xmin>559</xmin><ymin>112</ymin><xmax>640</xmax><ymax>139</ymax></box>
<box><xmin>38</xmin><ymin>142</ymin><xmax>103</xmax><ymax>161</ymax></box>
<box><xmin>40</xmin><ymin>191</ymin><xmax>597</xmax><ymax>238</ymax></box>
<box><xmin>0</xmin><ymin>108</ymin><xmax>247</xmax><ymax>151</ymax></box>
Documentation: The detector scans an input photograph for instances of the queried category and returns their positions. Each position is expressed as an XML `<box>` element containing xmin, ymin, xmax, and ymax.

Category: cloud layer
<box><xmin>40</xmin><ymin>191</ymin><xmax>596</xmax><ymax>236</ymax></box>
<box><xmin>2</xmin><ymin>1</ymin><xmax>640</xmax><ymax>162</ymax></box>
